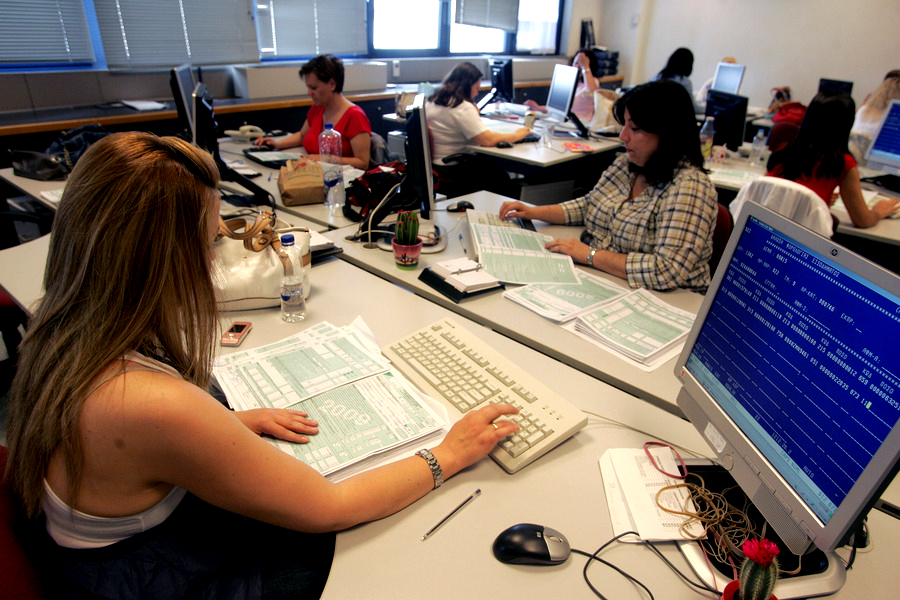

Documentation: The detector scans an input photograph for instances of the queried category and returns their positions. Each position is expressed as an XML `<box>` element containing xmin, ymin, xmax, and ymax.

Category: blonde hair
<box><xmin>5</xmin><ymin>132</ymin><xmax>221</xmax><ymax>517</ymax></box>
<box><xmin>859</xmin><ymin>75</ymin><xmax>900</xmax><ymax>122</ymax></box>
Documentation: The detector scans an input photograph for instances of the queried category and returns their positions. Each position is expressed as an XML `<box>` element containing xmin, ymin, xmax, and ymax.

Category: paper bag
<box><xmin>278</xmin><ymin>159</ymin><xmax>324</xmax><ymax>206</ymax></box>
<box><xmin>590</xmin><ymin>89</ymin><xmax>621</xmax><ymax>133</ymax></box>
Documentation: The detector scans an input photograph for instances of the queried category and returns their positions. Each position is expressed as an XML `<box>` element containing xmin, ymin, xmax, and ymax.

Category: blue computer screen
<box><xmin>867</xmin><ymin>100</ymin><xmax>900</xmax><ymax>174</ymax></box>
<box><xmin>686</xmin><ymin>216</ymin><xmax>900</xmax><ymax>523</ymax></box>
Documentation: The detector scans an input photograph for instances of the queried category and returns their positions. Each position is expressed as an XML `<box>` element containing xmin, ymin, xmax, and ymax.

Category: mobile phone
<box><xmin>220</xmin><ymin>321</ymin><xmax>252</xmax><ymax>347</ymax></box>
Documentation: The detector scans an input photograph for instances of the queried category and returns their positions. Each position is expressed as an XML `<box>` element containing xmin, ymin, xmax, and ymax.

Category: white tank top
<box><xmin>42</xmin><ymin>352</ymin><xmax>188</xmax><ymax>549</ymax></box>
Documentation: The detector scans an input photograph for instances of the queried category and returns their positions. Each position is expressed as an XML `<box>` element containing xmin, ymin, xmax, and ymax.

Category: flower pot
<box><xmin>721</xmin><ymin>580</ymin><xmax>778</xmax><ymax>600</ymax></box>
<box><xmin>392</xmin><ymin>238</ymin><xmax>423</xmax><ymax>270</ymax></box>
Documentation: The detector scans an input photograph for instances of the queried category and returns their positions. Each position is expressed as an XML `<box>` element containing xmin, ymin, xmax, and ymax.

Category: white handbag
<box><xmin>212</xmin><ymin>212</ymin><xmax>311</xmax><ymax>311</ymax></box>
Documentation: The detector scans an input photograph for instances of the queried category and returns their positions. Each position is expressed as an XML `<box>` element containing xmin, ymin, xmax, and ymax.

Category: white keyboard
<box><xmin>383</xmin><ymin>319</ymin><xmax>587</xmax><ymax>473</ymax></box>
<box><xmin>465</xmin><ymin>209</ymin><xmax>536</xmax><ymax>231</ymax></box>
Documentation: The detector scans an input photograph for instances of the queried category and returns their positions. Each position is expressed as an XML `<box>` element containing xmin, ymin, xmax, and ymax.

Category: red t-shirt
<box><xmin>302</xmin><ymin>104</ymin><xmax>372</xmax><ymax>157</ymax></box>
<box><xmin>767</xmin><ymin>153</ymin><xmax>856</xmax><ymax>204</ymax></box>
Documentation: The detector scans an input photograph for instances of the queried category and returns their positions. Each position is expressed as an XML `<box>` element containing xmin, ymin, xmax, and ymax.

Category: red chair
<box><xmin>0</xmin><ymin>445</ymin><xmax>46</xmax><ymax>599</ymax></box>
<box><xmin>710</xmin><ymin>203</ymin><xmax>734</xmax><ymax>277</ymax></box>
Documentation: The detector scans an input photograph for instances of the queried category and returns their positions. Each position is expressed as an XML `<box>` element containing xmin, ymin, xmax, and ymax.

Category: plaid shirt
<box><xmin>559</xmin><ymin>154</ymin><xmax>717</xmax><ymax>292</ymax></box>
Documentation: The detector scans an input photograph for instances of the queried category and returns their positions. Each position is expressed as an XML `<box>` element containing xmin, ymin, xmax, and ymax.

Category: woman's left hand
<box><xmin>545</xmin><ymin>237</ymin><xmax>590</xmax><ymax>264</ymax></box>
<box><xmin>235</xmin><ymin>408</ymin><xmax>319</xmax><ymax>443</ymax></box>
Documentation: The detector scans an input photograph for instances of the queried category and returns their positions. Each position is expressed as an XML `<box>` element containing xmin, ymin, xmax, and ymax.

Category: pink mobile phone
<box><xmin>220</xmin><ymin>321</ymin><xmax>252</xmax><ymax>347</ymax></box>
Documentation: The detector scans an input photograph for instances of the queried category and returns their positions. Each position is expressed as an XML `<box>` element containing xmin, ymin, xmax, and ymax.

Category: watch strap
<box><xmin>416</xmin><ymin>448</ymin><xmax>444</xmax><ymax>489</ymax></box>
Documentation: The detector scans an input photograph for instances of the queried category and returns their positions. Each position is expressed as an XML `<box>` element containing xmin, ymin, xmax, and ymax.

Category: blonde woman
<box><xmin>851</xmin><ymin>70</ymin><xmax>900</xmax><ymax>149</ymax></box>
<box><xmin>5</xmin><ymin>132</ymin><xmax>518</xmax><ymax>598</ymax></box>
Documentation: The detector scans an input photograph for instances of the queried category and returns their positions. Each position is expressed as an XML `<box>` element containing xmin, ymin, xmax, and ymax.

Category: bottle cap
<box><xmin>281</xmin><ymin>233</ymin><xmax>295</xmax><ymax>245</ymax></box>
<box><xmin>324</xmin><ymin>123</ymin><xmax>334</xmax><ymax>129</ymax></box>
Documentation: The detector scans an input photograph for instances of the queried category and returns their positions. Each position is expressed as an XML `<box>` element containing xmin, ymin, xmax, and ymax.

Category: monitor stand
<box><xmin>676</xmin><ymin>460</ymin><xmax>846</xmax><ymax>599</ymax></box>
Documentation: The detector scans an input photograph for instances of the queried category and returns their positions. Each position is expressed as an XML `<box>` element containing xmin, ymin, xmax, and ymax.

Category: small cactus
<box><xmin>394</xmin><ymin>210</ymin><xmax>420</xmax><ymax>246</ymax></box>
<box><xmin>737</xmin><ymin>538</ymin><xmax>779</xmax><ymax>600</ymax></box>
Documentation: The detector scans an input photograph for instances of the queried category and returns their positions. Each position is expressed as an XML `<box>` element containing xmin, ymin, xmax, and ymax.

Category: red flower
<box><xmin>742</xmin><ymin>538</ymin><xmax>780</xmax><ymax>568</ymax></box>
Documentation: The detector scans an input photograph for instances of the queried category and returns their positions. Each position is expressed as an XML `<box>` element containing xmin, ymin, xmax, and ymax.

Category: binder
<box><xmin>418</xmin><ymin>268</ymin><xmax>503</xmax><ymax>303</ymax></box>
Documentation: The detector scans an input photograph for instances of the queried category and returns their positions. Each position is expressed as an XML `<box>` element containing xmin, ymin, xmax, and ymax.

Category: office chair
<box><xmin>0</xmin><ymin>445</ymin><xmax>47</xmax><ymax>599</ymax></box>
<box><xmin>729</xmin><ymin>176</ymin><xmax>834</xmax><ymax>238</ymax></box>
<box><xmin>710</xmin><ymin>203</ymin><xmax>733</xmax><ymax>277</ymax></box>
<box><xmin>369</xmin><ymin>132</ymin><xmax>399</xmax><ymax>168</ymax></box>
<box><xmin>848</xmin><ymin>131</ymin><xmax>872</xmax><ymax>165</ymax></box>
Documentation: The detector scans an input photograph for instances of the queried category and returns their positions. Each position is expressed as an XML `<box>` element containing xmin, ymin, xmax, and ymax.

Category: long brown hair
<box><xmin>5</xmin><ymin>132</ymin><xmax>221</xmax><ymax>517</ymax></box>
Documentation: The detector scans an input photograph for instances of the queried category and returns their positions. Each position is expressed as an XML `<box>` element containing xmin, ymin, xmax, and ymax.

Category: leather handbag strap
<box><xmin>218</xmin><ymin>212</ymin><xmax>279</xmax><ymax>252</ymax></box>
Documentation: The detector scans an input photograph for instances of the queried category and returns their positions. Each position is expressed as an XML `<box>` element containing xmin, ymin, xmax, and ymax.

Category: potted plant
<box><xmin>722</xmin><ymin>538</ymin><xmax>780</xmax><ymax>600</ymax></box>
<box><xmin>391</xmin><ymin>210</ymin><xmax>423</xmax><ymax>269</ymax></box>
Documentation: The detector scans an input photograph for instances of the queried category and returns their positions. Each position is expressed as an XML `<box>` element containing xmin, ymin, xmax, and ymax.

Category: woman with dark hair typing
<box><xmin>255</xmin><ymin>54</ymin><xmax>372</xmax><ymax>170</ymax></box>
<box><xmin>499</xmin><ymin>80</ymin><xmax>718</xmax><ymax>292</ymax></box>
<box><xmin>5</xmin><ymin>132</ymin><xmax>518</xmax><ymax>598</ymax></box>
<box><xmin>426</xmin><ymin>61</ymin><xmax>533</xmax><ymax>197</ymax></box>
<box><xmin>767</xmin><ymin>90</ymin><xmax>899</xmax><ymax>228</ymax></box>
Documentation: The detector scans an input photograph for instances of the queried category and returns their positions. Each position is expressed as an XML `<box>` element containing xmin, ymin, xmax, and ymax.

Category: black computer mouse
<box><xmin>492</xmin><ymin>523</ymin><xmax>571</xmax><ymax>565</ymax></box>
<box><xmin>496</xmin><ymin>141</ymin><xmax>514</xmax><ymax>149</ymax></box>
<box><xmin>446</xmin><ymin>200</ymin><xmax>474</xmax><ymax>212</ymax></box>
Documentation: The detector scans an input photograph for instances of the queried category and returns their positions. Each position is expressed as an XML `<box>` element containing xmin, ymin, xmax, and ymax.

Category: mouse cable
<box><xmin>642</xmin><ymin>539</ymin><xmax>721</xmax><ymax>595</ymax></box>
<box><xmin>572</xmin><ymin>531</ymin><xmax>655</xmax><ymax>600</ymax></box>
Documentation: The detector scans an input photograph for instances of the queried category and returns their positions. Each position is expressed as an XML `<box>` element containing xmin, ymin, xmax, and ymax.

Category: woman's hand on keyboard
<box><xmin>433</xmin><ymin>403</ymin><xmax>520</xmax><ymax>478</ymax></box>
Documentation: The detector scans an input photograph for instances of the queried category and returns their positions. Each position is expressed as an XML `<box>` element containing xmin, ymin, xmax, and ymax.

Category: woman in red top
<box><xmin>256</xmin><ymin>55</ymin><xmax>372</xmax><ymax>170</ymax></box>
<box><xmin>766</xmin><ymin>91</ymin><xmax>898</xmax><ymax>228</ymax></box>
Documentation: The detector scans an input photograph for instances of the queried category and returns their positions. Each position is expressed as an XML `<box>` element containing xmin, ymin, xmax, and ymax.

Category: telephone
<box><xmin>224</xmin><ymin>124</ymin><xmax>265</xmax><ymax>143</ymax></box>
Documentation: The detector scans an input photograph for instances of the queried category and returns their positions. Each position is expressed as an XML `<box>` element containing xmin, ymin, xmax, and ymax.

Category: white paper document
<box><xmin>213</xmin><ymin>319</ymin><xmax>448</xmax><ymax>478</ymax></box>
<box><xmin>469</xmin><ymin>223</ymin><xmax>579</xmax><ymax>285</ymax></box>
<box><xmin>503</xmin><ymin>271</ymin><xmax>630</xmax><ymax>322</ymax></box>
<box><xmin>599</xmin><ymin>447</ymin><xmax>705</xmax><ymax>542</ymax></box>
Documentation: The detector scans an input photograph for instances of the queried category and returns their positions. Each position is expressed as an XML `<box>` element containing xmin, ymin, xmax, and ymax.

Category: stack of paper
<box><xmin>503</xmin><ymin>272</ymin><xmax>629</xmax><ymax>322</ymax></box>
<box><xmin>468</xmin><ymin>222</ymin><xmax>579</xmax><ymax>285</ymax></box>
<box><xmin>571</xmin><ymin>289</ymin><xmax>695</xmax><ymax>365</ymax></box>
<box><xmin>431</xmin><ymin>257</ymin><xmax>501</xmax><ymax>293</ymax></box>
<box><xmin>213</xmin><ymin>319</ymin><xmax>446</xmax><ymax>479</ymax></box>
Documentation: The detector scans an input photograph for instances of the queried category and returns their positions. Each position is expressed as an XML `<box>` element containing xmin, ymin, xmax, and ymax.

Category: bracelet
<box><xmin>586</xmin><ymin>247</ymin><xmax>598</xmax><ymax>266</ymax></box>
<box><xmin>416</xmin><ymin>448</ymin><xmax>444</xmax><ymax>489</ymax></box>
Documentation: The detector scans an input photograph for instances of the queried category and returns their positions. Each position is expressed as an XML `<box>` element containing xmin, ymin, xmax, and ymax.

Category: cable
<box><xmin>581</xmin><ymin>409</ymin><xmax>712</xmax><ymax>460</ymax></box>
<box><xmin>643</xmin><ymin>539</ymin><xmax>721</xmax><ymax>594</ymax></box>
<box><xmin>572</xmin><ymin>531</ymin><xmax>655</xmax><ymax>600</ymax></box>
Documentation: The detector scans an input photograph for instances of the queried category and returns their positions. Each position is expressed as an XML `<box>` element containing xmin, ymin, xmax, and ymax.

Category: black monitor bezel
<box><xmin>704</xmin><ymin>90</ymin><xmax>748</xmax><ymax>151</ymax></box>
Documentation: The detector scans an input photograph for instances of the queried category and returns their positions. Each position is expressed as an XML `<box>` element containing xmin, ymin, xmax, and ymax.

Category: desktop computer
<box><xmin>674</xmin><ymin>201</ymin><xmax>900</xmax><ymax>597</ymax></box>
<box><xmin>862</xmin><ymin>98</ymin><xmax>900</xmax><ymax>193</ymax></box>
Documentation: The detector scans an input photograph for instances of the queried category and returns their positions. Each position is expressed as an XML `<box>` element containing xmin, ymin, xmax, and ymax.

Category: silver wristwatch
<box><xmin>416</xmin><ymin>448</ymin><xmax>444</xmax><ymax>489</ymax></box>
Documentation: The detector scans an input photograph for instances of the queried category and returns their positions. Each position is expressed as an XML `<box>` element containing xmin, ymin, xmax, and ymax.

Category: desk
<box><xmin>323</xmin><ymin>191</ymin><xmax>703</xmax><ymax>416</ymax></box>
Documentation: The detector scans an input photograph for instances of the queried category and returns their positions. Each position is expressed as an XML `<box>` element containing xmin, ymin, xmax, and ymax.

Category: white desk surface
<box><xmin>323</xmin><ymin>191</ymin><xmax>703</xmax><ymax>417</ymax></box>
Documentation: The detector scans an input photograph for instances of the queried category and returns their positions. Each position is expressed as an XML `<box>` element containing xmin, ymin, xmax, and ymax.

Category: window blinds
<box><xmin>455</xmin><ymin>0</ymin><xmax>520</xmax><ymax>34</ymax></box>
<box><xmin>0</xmin><ymin>0</ymin><xmax>94</xmax><ymax>64</ymax></box>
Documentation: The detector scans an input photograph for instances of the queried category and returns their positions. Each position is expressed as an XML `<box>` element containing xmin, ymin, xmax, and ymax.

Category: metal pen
<box><xmin>421</xmin><ymin>488</ymin><xmax>481</xmax><ymax>541</ymax></box>
<box><xmin>459</xmin><ymin>233</ymin><xmax>468</xmax><ymax>255</ymax></box>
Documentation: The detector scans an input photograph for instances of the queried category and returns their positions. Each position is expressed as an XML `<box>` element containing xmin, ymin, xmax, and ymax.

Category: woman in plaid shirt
<box><xmin>500</xmin><ymin>80</ymin><xmax>718</xmax><ymax>293</ymax></box>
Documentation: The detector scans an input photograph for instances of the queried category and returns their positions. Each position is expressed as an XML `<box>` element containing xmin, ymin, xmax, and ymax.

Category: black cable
<box><xmin>571</xmin><ymin>531</ymin><xmax>655</xmax><ymax>600</ymax></box>
<box><xmin>643</xmin><ymin>539</ymin><xmax>721</xmax><ymax>594</ymax></box>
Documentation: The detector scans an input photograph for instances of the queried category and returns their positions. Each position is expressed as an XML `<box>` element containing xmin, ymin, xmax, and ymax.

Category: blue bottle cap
<box><xmin>281</xmin><ymin>233</ymin><xmax>294</xmax><ymax>245</ymax></box>
<box><xmin>324</xmin><ymin>123</ymin><xmax>334</xmax><ymax>129</ymax></box>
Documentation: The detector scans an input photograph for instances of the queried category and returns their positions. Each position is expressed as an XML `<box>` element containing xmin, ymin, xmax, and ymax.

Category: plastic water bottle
<box><xmin>280</xmin><ymin>234</ymin><xmax>307</xmax><ymax>322</ymax></box>
<box><xmin>749</xmin><ymin>128</ymin><xmax>767</xmax><ymax>167</ymax></box>
<box><xmin>319</xmin><ymin>123</ymin><xmax>344</xmax><ymax>211</ymax></box>
<box><xmin>699</xmin><ymin>117</ymin><xmax>715</xmax><ymax>161</ymax></box>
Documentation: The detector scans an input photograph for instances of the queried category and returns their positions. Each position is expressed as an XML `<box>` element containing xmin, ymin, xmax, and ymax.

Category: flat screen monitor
<box><xmin>711</xmin><ymin>62</ymin><xmax>745</xmax><ymax>95</ymax></box>
<box><xmin>704</xmin><ymin>90</ymin><xmax>748</xmax><ymax>151</ymax></box>
<box><xmin>477</xmin><ymin>58</ymin><xmax>514</xmax><ymax>111</ymax></box>
<box><xmin>545</xmin><ymin>63</ymin><xmax>588</xmax><ymax>137</ymax></box>
<box><xmin>675</xmin><ymin>201</ymin><xmax>900</xmax><ymax>562</ymax></box>
<box><xmin>819</xmin><ymin>78</ymin><xmax>853</xmax><ymax>95</ymax></box>
<box><xmin>170</xmin><ymin>64</ymin><xmax>195</xmax><ymax>141</ymax></box>
<box><xmin>191</xmin><ymin>83</ymin><xmax>274</xmax><ymax>209</ymax></box>
<box><xmin>863</xmin><ymin>99</ymin><xmax>900</xmax><ymax>177</ymax></box>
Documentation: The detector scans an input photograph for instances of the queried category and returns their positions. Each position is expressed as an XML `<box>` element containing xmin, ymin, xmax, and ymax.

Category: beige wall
<box><xmin>594</xmin><ymin>0</ymin><xmax>900</xmax><ymax>110</ymax></box>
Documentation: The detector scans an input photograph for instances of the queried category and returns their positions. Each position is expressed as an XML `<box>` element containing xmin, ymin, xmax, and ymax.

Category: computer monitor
<box><xmin>675</xmin><ymin>201</ymin><xmax>900</xmax><ymax>570</ymax></box>
<box><xmin>818</xmin><ymin>78</ymin><xmax>853</xmax><ymax>95</ymax></box>
<box><xmin>347</xmin><ymin>102</ymin><xmax>442</xmax><ymax>249</ymax></box>
<box><xmin>170</xmin><ymin>64</ymin><xmax>195</xmax><ymax>141</ymax></box>
<box><xmin>545</xmin><ymin>63</ymin><xmax>588</xmax><ymax>138</ymax></box>
<box><xmin>191</xmin><ymin>83</ymin><xmax>274</xmax><ymax>209</ymax></box>
<box><xmin>476</xmin><ymin>58</ymin><xmax>514</xmax><ymax>112</ymax></box>
<box><xmin>711</xmin><ymin>62</ymin><xmax>745</xmax><ymax>95</ymax></box>
<box><xmin>704</xmin><ymin>90</ymin><xmax>748</xmax><ymax>151</ymax></box>
<box><xmin>863</xmin><ymin>99</ymin><xmax>900</xmax><ymax>178</ymax></box>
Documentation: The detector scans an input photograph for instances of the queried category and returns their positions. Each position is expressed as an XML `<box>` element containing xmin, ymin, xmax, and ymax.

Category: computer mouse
<box><xmin>497</xmin><ymin>141</ymin><xmax>514</xmax><ymax>149</ymax></box>
<box><xmin>446</xmin><ymin>200</ymin><xmax>474</xmax><ymax>212</ymax></box>
<box><xmin>492</xmin><ymin>523</ymin><xmax>571</xmax><ymax>565</ymax></box>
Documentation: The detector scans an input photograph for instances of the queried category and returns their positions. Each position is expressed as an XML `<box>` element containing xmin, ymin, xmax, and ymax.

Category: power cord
<box><xmin>572</xmin><ymin>531</ymin><xmax>655</xmax><ymax>600</ymax></box>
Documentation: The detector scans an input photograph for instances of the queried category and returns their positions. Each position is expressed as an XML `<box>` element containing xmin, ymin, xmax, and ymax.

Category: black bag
<box><xmin>45</xmin><ymin>124</ymin><xmax>111</xmax><ymax>170</ymax></box>
<box><xmin>10</xmin><ymin>149</ymin><xmax>70</xmax><ymax>181</ymax></box>
<box><xmin>342</xmin><ymin>160</ymin><xmax>417</xmax><ymax>223</ymax></box>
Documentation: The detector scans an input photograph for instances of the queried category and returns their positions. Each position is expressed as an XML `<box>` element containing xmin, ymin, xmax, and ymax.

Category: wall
<box><xmin>596</xmin><ymin>0</ymin><xmax>900</xmax><ymax>111</ymax></box>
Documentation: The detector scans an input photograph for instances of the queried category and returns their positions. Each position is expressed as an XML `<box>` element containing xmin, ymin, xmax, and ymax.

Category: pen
<box><xmin>459</xmin><ymin>233</ymin><xmax>468</xmax><ymax>255</ymax></box>
<box><xmin>268</xmin><ymin>172</ymin><xmax>272</xmax><ymax>182</ymax></box>
<box><xmin>421</xmin><ymin>488</ymin><xmax>481</xmax><ymax>541</ymax></box>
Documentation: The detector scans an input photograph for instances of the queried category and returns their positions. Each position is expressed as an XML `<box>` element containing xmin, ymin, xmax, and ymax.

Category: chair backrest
<box><xmin>729</xmin><ymin>176</ymin><xmax>834</xmax><ymax>238</ymax></box>
<box><xmin>368</xmin><ymin>132</ymin><xmax>398</xmax><ymax>168</ymax></box>
<box><xmin>848</xmin><ymin>130</ymin><xmax>872</xmax><ymax>165</ymax></box>
<box><xmin>710</xmin><ymin>203</ymin><xmax>733</xmax><ymax>277</ymax></box>
<box><xmin>0</xmin><ymin>445</ymin><xmax>46</xmax><ymax>599</ymax></box>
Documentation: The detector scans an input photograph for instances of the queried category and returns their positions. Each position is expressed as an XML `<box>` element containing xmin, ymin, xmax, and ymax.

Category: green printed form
<box><xmin>504</xmin><ymin>273</ymin><xmax>629</xmax><ymax>322</ymax></box>
<box><xmin>470</xmin><ymin>224</ymin><xmax>579</xmax><ymax>285</ymax></box>
<box><xmin>575</xmin><ymin>289</ymin><xmax>694</xmax><ymax>362</ymax></box>
<box><xmin>272</xmin><ymin>373</ymin><xmax>445</xmax><ymax>476</ymax></box>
